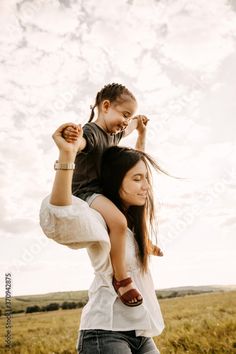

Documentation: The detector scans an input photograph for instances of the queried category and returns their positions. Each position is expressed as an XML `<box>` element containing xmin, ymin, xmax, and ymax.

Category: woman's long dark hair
<box><xmin>100</xmin><ymin>146</ymin><xmax>167</xmax><ymax>272</ymax></box>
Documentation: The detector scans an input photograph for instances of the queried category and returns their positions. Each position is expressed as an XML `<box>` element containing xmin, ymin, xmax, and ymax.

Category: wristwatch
<box><xmin>54</xmin><ymin>160</ymin><xmax>75</xmax><ymax>170</ymax></box>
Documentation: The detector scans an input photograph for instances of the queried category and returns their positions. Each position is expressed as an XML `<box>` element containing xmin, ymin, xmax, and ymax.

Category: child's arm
<box><xmin>135</xmin><ymin>116</ymin><xmax>149</xmax><ymax>152</ymax></box>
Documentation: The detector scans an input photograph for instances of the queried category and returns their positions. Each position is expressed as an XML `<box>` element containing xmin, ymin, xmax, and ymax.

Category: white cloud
<box><xmin>162</xmin><ymin>0</ymin><xmax>236</xmax><ymax>72</ymax></box>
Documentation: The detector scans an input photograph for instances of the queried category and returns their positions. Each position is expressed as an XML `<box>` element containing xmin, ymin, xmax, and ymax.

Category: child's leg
<box><xmin>89</xmin><ymin>194</ymin><xmax>142</xmax><ymax>304</ymax></box>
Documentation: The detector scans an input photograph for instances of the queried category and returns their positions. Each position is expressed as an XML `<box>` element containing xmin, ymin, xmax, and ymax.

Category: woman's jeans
<box><xmin>77</xmin><ymin>329</ymin><xmax>160</xmax><ymax>354</ymax></box>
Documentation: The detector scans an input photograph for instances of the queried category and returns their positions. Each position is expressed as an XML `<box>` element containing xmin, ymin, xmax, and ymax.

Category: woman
<box><xmin>40</xmin><ymin>123</ymin><xmax>165</xmax><ymax>354</ymax></box>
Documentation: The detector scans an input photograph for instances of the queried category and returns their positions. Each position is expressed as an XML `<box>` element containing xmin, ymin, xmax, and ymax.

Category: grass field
<box><xmin>0</xmin><ymin>291</ymin><xmax>235</xmax><ymax>354</ymax></box>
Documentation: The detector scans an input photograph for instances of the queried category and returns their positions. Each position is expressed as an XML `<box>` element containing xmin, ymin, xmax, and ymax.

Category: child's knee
<box><xmin>118</xmin><ymin>217</ymin><xmax>127</xmax><ymax>229</ymax></box>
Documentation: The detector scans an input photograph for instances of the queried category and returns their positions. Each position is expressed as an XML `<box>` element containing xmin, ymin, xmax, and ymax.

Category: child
<box><xmin>63</xmin><ymin>83</ymin><xmax>162</xmax><ymax>306</ymax></box>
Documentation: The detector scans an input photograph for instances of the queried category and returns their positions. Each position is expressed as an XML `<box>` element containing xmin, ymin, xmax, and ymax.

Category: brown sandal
<box><xmin>112</xmin><ymin>276</ymin><xmax>143</xmax><ymax>307</ymax></box>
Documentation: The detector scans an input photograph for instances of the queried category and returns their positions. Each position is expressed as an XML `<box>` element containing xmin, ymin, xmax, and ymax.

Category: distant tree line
<box><xmin>157</xmin><ymin>291</ymin><xmax>179</xmax><ymax>299</ymax></box>
<box><xmin>0</xmin><ymin>301</ymin><xmax>88</xmax><ymax>316</ymax></box>
<box><xmin>156</xmin><ymin>289</ymin><xmax>214</xmax><ymax>299</ymax></box>
<box><xmin>25</xmin><ymin>300</ymin><xmax>87</xmax><ymax>314</ymax></box>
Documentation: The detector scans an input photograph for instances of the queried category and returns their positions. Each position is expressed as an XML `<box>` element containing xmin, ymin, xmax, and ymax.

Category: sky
<box><xmin>0</xmin><ymin>0</ymin><xmax>236</xmax><ymax>297</ymax></box>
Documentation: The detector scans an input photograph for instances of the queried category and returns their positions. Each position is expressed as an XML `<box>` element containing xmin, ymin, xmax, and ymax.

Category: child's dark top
<box><xmin>72</xmin><ymin>122</ymin><xmax>124</xmax><ymax>201</ymax></box>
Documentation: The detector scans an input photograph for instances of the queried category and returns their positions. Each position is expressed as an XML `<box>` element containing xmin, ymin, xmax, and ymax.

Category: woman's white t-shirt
<box><xmin>40</xmin><ymin>195</ymin><xmax>165</xmax><ymax>338</ymax></box>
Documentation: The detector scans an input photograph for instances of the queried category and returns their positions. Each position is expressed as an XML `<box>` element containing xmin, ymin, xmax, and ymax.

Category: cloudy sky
<box><xmin>0</xmin><ymin>0</ymin><xmax>236</xmax><ymax>297</ymax></box>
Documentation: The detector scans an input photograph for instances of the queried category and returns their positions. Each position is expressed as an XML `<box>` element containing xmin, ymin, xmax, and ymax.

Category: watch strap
<box><xmin>54</xmin><ymin>160</ymin><xmax>75</xmax><ymax>170</ymax></box>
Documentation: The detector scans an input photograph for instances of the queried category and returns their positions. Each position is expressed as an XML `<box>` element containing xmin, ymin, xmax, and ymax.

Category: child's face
<box><xmin>103</xmin><ymin>97</ymin><xmax>137</xmax><ymax>134</ymax></box>
<box><xmin>119</xmin><ymin>160</ymin><xmax>150</xmax><ymax>208</ymax></box>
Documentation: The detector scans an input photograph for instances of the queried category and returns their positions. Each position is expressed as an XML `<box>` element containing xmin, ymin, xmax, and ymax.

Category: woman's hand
<box><xmin>152</xmin><ymin>245</ymin><xmax>164</xmax><ymax>257</ymax></box>
<box><xmin>52</xmin><ymin>123</ymin><xmax>82</xmax><ymax>154</ymax></box>
<box><xmin>148</xmin><ymin>240</ymin><xmax>164</xmax><ymax>257</ymax></box>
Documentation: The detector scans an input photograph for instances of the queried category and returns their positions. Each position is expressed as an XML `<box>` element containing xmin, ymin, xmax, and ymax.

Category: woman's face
<box><xmin>119</xmin><ymin>160</ymin><xmax>150</xmax><ymax>208</ymax></box>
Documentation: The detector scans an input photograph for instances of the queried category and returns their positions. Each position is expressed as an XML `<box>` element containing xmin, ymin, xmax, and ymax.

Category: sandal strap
<box><xmin>113</xmin><ymin>277</ymin><xmax>132</xmax><ymax>291</ymax></box>
<box><xmin>120</xmin><ymin>289</ymin><xmax>142</xmax><ymax>302</ymax></box>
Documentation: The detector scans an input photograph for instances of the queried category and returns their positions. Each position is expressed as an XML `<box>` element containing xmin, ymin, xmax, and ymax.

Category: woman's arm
<box><xmin>40</xmin><ymin>122</ymin><xmax>111</xmax><ymax>253</ymax></box>
<box><xmin>49</xmin><ymin>123</ymin><xmax>82</xmax><ymax>206</ymax></box>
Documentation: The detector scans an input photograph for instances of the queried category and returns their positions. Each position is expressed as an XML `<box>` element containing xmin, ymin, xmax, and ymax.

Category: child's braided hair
<box><xmin>88</xmin><ymin>83</ymin><xmax>136</xmax><ymax>122</ymax></box>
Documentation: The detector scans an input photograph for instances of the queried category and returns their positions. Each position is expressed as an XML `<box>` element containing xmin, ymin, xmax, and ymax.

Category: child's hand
<box><xmin>52</xmin><ymin>123</ymin><xmax>83</xmax><ymax>154</ymax></box>
<box><xmin>62</xmin><ymin>124</ymin><xmax>80</xmax><ymax>143</ymax></box>
<box><xmin>134</xmin><ymin>115</ymin><xmax>149</xmax><ymax>134</ymax></box>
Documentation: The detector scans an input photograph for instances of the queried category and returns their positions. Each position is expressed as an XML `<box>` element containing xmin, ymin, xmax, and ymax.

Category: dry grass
<box><xmin>0</xmin><ymin>291</ymin><xmax>235</xmax><ymax>354</ymax></box>
<box><xmin>154</xmin><ymin>291</ymin><xmax>236</xmax><ymax>353</ymax></box>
